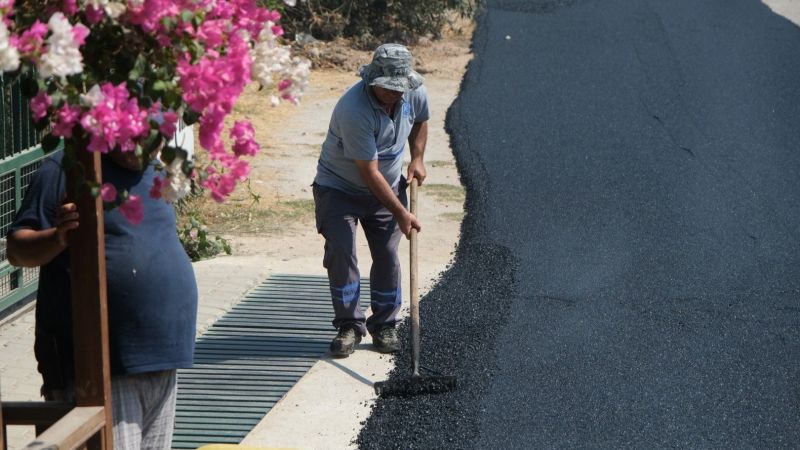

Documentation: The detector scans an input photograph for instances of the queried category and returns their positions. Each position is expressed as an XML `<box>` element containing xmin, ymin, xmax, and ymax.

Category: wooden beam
<box><xmin>67</xmin><ymin>145</ymin><xmax>113</xmax><ymax>449</ymax></box>
<box><xmin>2</xmin><ymin>402</ymin><xmax>73</xmax><ymax>426</ymax></box>
<box><xmin>21</xmin><ymin>406</ymin><xmax>104</xmax><ymax>450</ymax></box>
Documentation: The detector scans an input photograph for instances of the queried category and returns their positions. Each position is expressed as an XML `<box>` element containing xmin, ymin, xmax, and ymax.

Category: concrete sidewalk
<box><xmin>0</xmin><ymin>255</ymin><xmax>273</xmax><ymax>449</ymax></box>
<box><xmin>0</xmin><ymin>61</ymin><xmax>467</xmax><ymax>450</ymax></box>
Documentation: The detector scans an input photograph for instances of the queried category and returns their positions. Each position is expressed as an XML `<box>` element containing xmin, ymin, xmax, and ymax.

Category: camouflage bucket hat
<box><xmin>359</xmin><ymin>43</ymin><xmax>424</xmax><ymax>92</ymax></box>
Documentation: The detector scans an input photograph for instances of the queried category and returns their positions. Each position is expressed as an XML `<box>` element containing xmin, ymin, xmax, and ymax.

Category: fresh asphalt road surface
<box><xmin>359</xmin><ymin>0</ymin><xmax>800</xmax><ymax>448</ymax></box>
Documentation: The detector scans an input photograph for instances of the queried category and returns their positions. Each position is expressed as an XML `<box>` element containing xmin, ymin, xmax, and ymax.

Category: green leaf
<box><xmin>142</xmin><ymin>129</ymin><xmax>162</xmax><ymax>154</ymax></box>
<box><xmin>128</xmin><ymin>54</ymin><xmax>148</xmax><ymax>81</ymax></box>
<box><xmin>66</xmin><ymin>73</ymin><xmax>84</xmax><ymax>86</ymax></box>
<box><xmin>163</xmin><ymin>89</ymin><xmax>179</xmax><ymax>108</ymax></box>
<box><xmin>182</xmin><ymin>109</ymin><xmax>201</xmax><ymax>126</ymax></box>
<box><xmin>221</xmin><ymin>239</ymin><xmax>232</xmax><ymax>255</ymax></box>
<box><xmin>161</xmin><ymin>16</ymin><xmax>175</xmax><ymax>32</ymax></box>
<box><xmin>180</xmin><ymin>10</ymin><xmax>193</xmax><ymax>23</ymax></box>
<box><xmin>161</xmin><ymin>145</ymin><xmax>177</xmax><ymax>164</ymax></box>
<box><xmin>152</xmin><ymin>80</ymin><xmax>167</xmax><ymax>92</ymax></box>
<box><xmin>34</xmin><ymin>118</ymin><xmax>49</xmax><ymax>131</ymax></box>
<box><xmin>49</xmin><ymin>91</ymin><xmax>66</xmax><ymax>108</ymax></box>
<box><xmin>40</xmin><ymin>134</ymin><xmax>61</xmax><ymax>153</ymax></box>
<box><xmin>20</xmin><ymin>76</ymin><xmax>38</xmax><ymax>98</ymax></box>
<box><xmin>181</xmin><ymin>158</ymin><xmax>195</xmax><ymax>176</ymax></box>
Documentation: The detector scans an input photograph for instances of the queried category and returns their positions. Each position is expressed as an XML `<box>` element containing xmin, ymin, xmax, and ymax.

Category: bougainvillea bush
<box><xmin>0</xmin><ymin>0</ymin><xmax>310</xmax><ymax>223</ymax></box>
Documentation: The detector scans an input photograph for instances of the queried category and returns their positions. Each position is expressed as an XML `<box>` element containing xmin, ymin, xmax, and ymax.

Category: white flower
<box><xmin>104</xmin><ymin>2</ymin><xmax>127</xmax><ymax>19</ymax></box>
<box><xmin>80</xmin><ymin>84</ymin><xmax>105</xmax><ymax>107</ymax></box>
<box><xmin>0</xmin><ymin>21</ymin><xmax>20</xmax><ymax>72</ymax></box>
<box><xmin>250</xmin><ymin>25</ymin><xmax>288</xmax><ymax>87</ymax></box>
<box><xmin>85</xmin><ymin>0</ymin><xmax>127</xmax><ymax>19</ymax></box>
<box><xmin>160</xmin><ymin>156</ymin><xmax>191</xmax><ymax>203</ymax></box>
<box><xmin>281</xmin><ymin>57</ymin><xmax>311</xmax><ymax>105</ymax></box>
<box><xmin>250</xmin><ymin>25</ymin><xmax>311</xmax><ymax>105</ymax></box>
<box><xmin>37</xmin><ymin>13</ymin><xmax>87</xmax><ymax>78</ymax></box>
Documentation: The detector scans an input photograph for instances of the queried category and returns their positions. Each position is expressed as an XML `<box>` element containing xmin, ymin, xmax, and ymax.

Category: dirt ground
<box><xmin>188</xmin><ymin>20</ymin><xmax>474</xmax><ymax>295</ymax></box>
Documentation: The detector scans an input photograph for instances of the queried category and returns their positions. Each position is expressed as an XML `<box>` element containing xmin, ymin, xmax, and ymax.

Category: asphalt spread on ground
<box><xmin>359</xmin><ymin>0</ymin><xmax>800</xmax><ymax>448</ymax></box>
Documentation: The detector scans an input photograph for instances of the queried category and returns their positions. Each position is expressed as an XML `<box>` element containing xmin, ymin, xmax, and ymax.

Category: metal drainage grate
<box><xmin>172</xmin><ymin>274</ymin><xmax>369</xmax><ymax>449</ymax></box>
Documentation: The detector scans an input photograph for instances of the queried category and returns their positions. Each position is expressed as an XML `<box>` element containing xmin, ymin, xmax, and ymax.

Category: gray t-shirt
<box><xmin>314</xmin><ymin>80</ymin><xmax>430</xmax><ymax>195</ymax></box>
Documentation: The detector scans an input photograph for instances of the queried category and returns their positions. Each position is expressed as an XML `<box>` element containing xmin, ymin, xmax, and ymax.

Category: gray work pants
<box><xmin>313</xmin><ymin>180</ymin><xmax>407</xmax><ymax>336</ymax></box>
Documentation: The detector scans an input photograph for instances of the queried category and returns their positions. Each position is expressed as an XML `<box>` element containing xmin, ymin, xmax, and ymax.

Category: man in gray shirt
<box><xmin>313</xmin><ymin>43</ymin><xmax>429</xmax><ymax>357</ymax></box>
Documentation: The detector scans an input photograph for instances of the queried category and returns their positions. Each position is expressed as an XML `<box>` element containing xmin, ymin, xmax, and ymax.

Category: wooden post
<box><xmin>67</xmin><ymin>147</ymin><xmax>113</xmax><ymax>449</ymax></box>
<box><xmin>1</xmin><ymin>382</ymin><xmax>6</xmax><ymax>450</ymax></box>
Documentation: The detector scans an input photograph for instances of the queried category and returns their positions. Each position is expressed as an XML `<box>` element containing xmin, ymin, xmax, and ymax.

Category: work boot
<box><xmin>370</xmin><ymin>325</ymin><xmax>399</xmax><ymax>353</ymax></box>
<box><xmin>330</xmin><ymin>325</ymin><xmax>362</xmax><ymax>357</ymax></box>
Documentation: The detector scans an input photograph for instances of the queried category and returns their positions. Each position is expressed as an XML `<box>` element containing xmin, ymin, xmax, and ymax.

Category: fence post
<box><xmin>67</xmin><ymin>144</ymin><xmax>113</xmax><ymax>450</ymax></box>
<box><xmin>1</xmin><ymin>383</ymin><xmax>5</xmax><ymax>450</ymax></box>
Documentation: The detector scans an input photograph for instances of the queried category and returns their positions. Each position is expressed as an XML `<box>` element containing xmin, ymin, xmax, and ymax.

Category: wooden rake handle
<box><xmin>409</xmin><ymin>178</ymin><xmax>421</xmax><ymax>377</ymax></box>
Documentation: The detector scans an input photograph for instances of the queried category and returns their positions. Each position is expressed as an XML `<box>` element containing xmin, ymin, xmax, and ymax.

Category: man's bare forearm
<box><xmin>7</xmin><ymin>228</ymin><xmax>67</xmax><ymax>267</ymax></box>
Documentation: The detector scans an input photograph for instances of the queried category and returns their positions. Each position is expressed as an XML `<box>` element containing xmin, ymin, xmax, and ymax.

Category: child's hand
<box><xmin>55</xmin><ymin>203</ymin><xmax>79</xmax><ymax>246</ymax></box>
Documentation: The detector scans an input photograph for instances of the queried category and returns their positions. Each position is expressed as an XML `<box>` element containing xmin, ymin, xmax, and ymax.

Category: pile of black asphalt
<box><xmin>360</xmin><ymin>0</ymin><xmax>800</xmax><ymax>448</ymax></box>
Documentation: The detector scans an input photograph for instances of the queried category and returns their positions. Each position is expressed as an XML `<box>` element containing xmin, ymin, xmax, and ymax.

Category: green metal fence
<box><xmin>0</xmin><ymin>72</ymin><xmax>48</xmax><ymax>317</ymax></box>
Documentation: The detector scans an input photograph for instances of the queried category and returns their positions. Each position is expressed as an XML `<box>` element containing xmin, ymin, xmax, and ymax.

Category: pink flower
<box><xmin>80</xmin><ymin>82</ymin><xmax>149</xmax><ymax>153</ymax></box>
<box><xmin>198</xmin><ymin>19</ymin><xmax>226</xmax><ymax>49</ymax></box>
<box><xmin>85</xmin><ymin>5</ymin><xmax>104</xmax><ymax>24</ymax></box>
<box><xmin>149</xmin><ymin>175</ymin><xmax>165</xmax><ymax>199</ymax></box>
<box><xmin>229</xmin><ymin>159</ymin><xmax>250</xmax><ymax>181</ymax></box>
<box><xmin>198</xmin><ymin>110</ymin><xmax>225</xmax><ymax>150</ymax></box>
<box><xmin>266</xmin><ymin>10</ymin><xmax>281</xmax><ymax>22</ymax></box>
<box><xmin>159</xmin><ymin>111</ymin><xmax>178</xmax><ymax>137</ymax></box>
<box><xmin>126</xmin><ymin>0</ymin><xmax>179</xmax><ymax>33</ymax></box>
<box><xmin>52</xmin><ymin>104</ymin><xmax>81</xmax><ymax>138</ymax></box>
<box><xmin>0</xmin><ymin>0</ymin><xmax>14</xmax><ymax>16</ymax></box>
<box><xmin>229</xmin><ymin>120</ymin><xmax>259</xmax><ymax>158</ymax></box>
<box><xmin>62</xmin><ymin>0</ymin><xmax>78</xmax><ymax>15</ymax></box>
<box><xmin>277</xmin><ymin>79</ymin><xmax>292</xmax><ymax>91</ymax></box>
<box><xmin>232</xmin><ymin>140</ymin><xmax>259</xmax><ymax>157</ymax></box>
<box><xmin>202</xmin><ymin>171</ymin><xmax>237</xmax><ymax>203</ymax></box>
<box><xmin>230</xmin><ymin>121</ymin><xmax>254</xmax><ymax>140</ymax></box>
<box><xmin>100</xmin><ymin>183</ymin><xmax>117</xmax><ymax>202</ymax></box>
<box><xmin>156</xmin><ymin>34</ymin><xmax>171</xmax><ymax>47</ymax></box>
<box><xmin>71</xmin><ymin>23</ymin><xmax>89</xmax><ymax>45</ymax></box>
<box><xmin>16</xmin><ymin>21</ymin><xmax>47</xmax><ymax>55</ymax></box>
<box><xmin>119</xmin><ymin>195</ymin><xmax>143</xmax><ymax>225</ymax></box>
<box><xmin>29</xmin><ymin>92</ymin><xmax>51</xmax><ymax>121</ymax></box>
<box><xmin>177</xmin><ymin>35</ymin><xmax>252</xmax><ymax>155</ymax></box>
<box><xmin>214</xmin><ymin>175</ymin><xmax>237</xmax><ymax>202</ymax></box>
